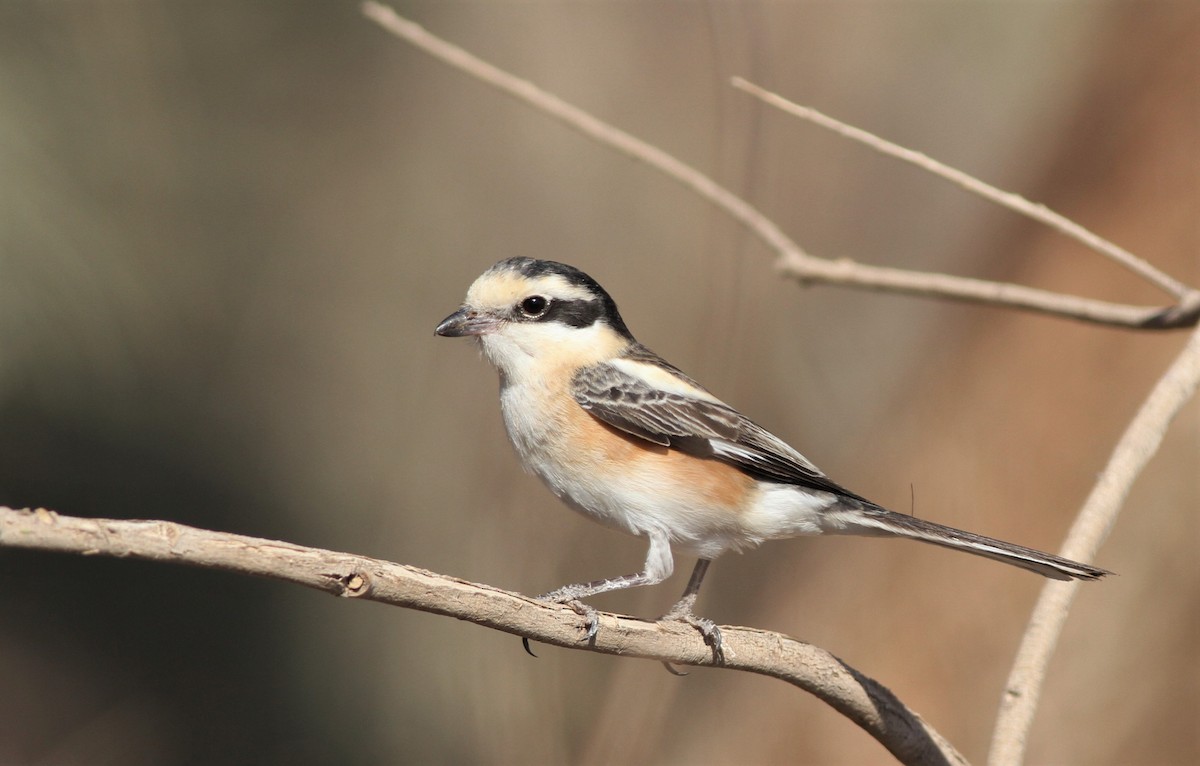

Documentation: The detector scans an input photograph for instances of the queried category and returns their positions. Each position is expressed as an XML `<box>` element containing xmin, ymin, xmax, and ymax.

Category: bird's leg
<box><xmin>538</xmin><ymin>571</ymin><xmax>660</xmax><ymax>602</ymax></box>
<box><xmin>537</xmin><ymin>576</ymin><xmax>646</xmax><ymax>642</ymax></box>
<box><xmin>661</xmin><ymin>558</ymin><xmax>724</xmax><ymax>664</ymax></box>
<box><xmin>535</xmin><ymin>530</ymin><xmax>673</xmax><ymax>642</ymax></box>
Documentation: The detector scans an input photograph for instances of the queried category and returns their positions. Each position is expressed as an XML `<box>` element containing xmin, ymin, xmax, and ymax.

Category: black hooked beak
<box><xmin>435</xmin><ymin>306</ymin><xmax>499</xmax><ymax>337</ymax></box>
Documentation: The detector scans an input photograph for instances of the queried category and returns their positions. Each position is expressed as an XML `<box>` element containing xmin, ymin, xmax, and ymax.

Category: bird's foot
<box><xmin>564</xmin><ymin>599</ymin><xmax>601</xmax><ymax>642</ymax></box>
<box><xmin>537</xmin><ymin>589</ymin><xmax>601</xmax><ymax>643</ymax></box>
<box><xmin>661</xmin><ymin>598</ymin><xmax>724</xmax><ymax>665</ymax></box>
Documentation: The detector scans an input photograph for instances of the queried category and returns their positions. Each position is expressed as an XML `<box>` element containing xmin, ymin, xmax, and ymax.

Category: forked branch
<box><xmin>730</xmin><ymin>77</ymin><xmax>1193</xmax><ymax>302</ymax></box>
<box><xmin>361</xmin><ymin>1</ymin><xmax>1199</xmax><ymax>331</ymax></box>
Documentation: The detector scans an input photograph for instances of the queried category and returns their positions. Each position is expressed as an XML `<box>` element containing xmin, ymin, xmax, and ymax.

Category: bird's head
<box><xmin>435</xmin><ymin>258</ymin><xmax>635</xmax><ymax>378</ymax></box>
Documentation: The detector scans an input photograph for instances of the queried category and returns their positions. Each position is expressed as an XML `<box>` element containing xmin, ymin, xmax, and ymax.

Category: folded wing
<box><xmin>571</xmin><ymin>346</ymin><xmax>871</xmax><ymax>503</ymax></box>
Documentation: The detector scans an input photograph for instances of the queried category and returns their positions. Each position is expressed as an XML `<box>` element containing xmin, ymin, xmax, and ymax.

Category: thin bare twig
<box><xmin>988</xmin><ymin>322</ymin><xmax>1200</xmax><ymax>765</ymax></box>
<box><xmin>360</xmin><ymin>2</ymin><xmax>1198</xmax><ymax>331</ymax></box>
<box><xmin>0</xmin><ymin>506</ymin><xmax>966</xmax><ymax>766</ymax></box>
<box><xmin>731</xmin><ymin>77</ymin><xmax>1194</xmax><ymax>302</ymax></box>
<box><xmin>775</xmin><ymin>256</ymin><xmax>1197</xmax><ymax>330</ymax></box>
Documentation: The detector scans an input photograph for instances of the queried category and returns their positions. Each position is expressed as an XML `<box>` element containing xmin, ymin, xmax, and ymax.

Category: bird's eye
<box><xmin>519</xmin><ymin>295</ymin><xmax>549</xmax><ymax>318</ymax></box>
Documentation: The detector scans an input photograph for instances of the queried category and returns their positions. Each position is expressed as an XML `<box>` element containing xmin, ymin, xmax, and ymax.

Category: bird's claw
<box><xmin>662</xmin><ymin>606</ymin><xmax>725</xmax><ymax>665</ymax></box>
<box><xmin>695</xmin><ymin>619</ymin><xmax>725</xmax><ymax>664</ymax></box>
<box><xmin>565</xmin><ymin>599</ymin><xmax>601</xmax><ymax>642</ymax></box>
<box><xmin>537</xmin><ymin>591</ymin><xmax>601</xmax><ymax>643</ymax></box>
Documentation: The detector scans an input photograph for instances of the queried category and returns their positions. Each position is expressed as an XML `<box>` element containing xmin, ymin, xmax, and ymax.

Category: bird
<box><xmin>435</xmin><ymin>257</ymin><xmax>1109</xmax><ymax>660</ymax></box>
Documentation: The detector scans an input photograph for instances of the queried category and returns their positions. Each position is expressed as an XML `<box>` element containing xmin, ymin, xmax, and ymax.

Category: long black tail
<box><xmin>840</xmin><ymin>506</ymin><xmax>1110</xmax><ymax>581</ymax></box>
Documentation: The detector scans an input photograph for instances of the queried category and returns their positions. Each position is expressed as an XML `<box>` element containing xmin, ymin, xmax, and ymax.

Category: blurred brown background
<box><xmin>0</xmin><ymin>2</ymin><xmax>1196</xmax><ymax>764</ymax></box>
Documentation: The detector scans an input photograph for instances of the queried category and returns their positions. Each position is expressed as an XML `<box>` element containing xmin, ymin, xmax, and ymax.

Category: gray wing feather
<box><xmin>571</xmin><ymin>348</ymin><xmax>870</xmax><ymax>501</ymax></box>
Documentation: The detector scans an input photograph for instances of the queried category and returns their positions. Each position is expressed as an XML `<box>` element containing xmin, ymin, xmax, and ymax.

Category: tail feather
<box><xmin>843</xmin><ymin>507</ymin><xmax>1110</xmax><ymax>581</ymax></box>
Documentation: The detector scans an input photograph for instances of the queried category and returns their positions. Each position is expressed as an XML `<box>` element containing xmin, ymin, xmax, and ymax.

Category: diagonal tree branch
<box><xmin>0</xmin><ymin>506</ymin><xmax>966</xmax><ymax>766</ymax></box>
<box><xmin>360</xmin><ymin>1</ymin><xmax>1199</xmax><ymax>332</ymax></box>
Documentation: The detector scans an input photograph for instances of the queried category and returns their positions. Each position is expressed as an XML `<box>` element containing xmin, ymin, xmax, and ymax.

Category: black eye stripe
<box><xmin>515</xmin><ymin>298</ymin><xmax>603</xmax><ymax>329</ymax></box>
<box><xmin>547</xmin><ymin>299</ymin><xmax>603</xmax><ymax>328</ymax></box>
<box><xmin>549</xmin><ymin>298</ymin><xmax>604</xmax><ymax>328</ymax></box>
